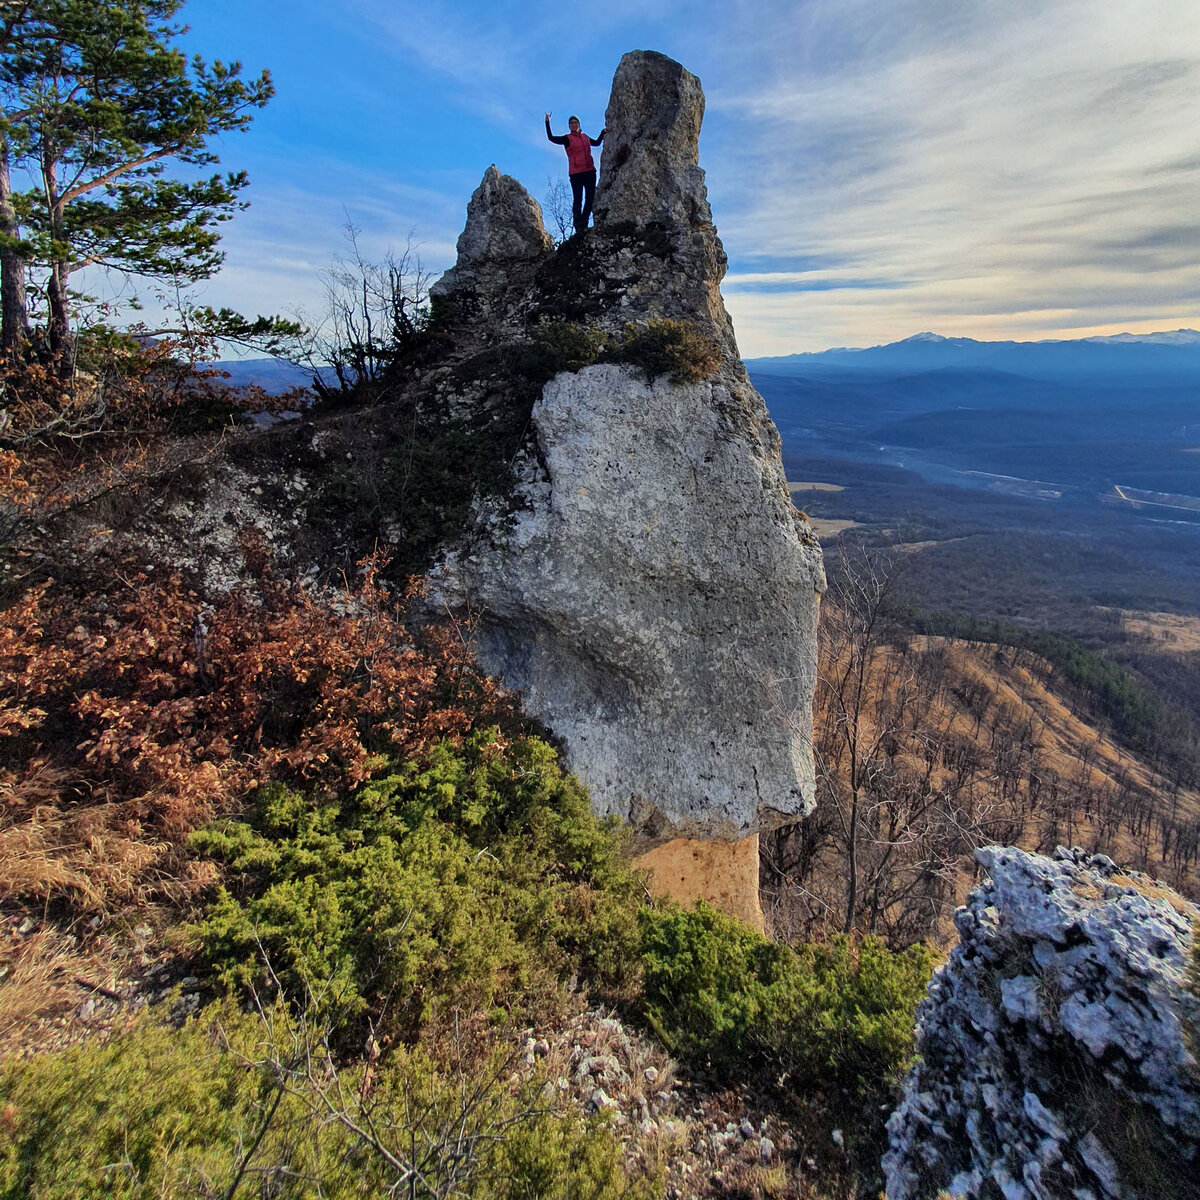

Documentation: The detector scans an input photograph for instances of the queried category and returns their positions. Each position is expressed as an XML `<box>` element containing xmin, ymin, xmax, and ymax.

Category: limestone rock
<box><xmin>430</xmin><ymin>165</ymin><xmax>551</xmax><ymax>330</ymax></box>
<box><xmin>883</xmin><ymin>846</ymin><xmax>1200</xmax><ymax>1200</ymax></box>
<box><xmin>578</xmin><ymin>50</ymin><xmax>735</xmax><ymax>357</ymax></box>
<box><xmin>430</xmin><ymin>364</ymin><xmax>822</xmax><ymax>842</ymax></box>
<box><xmin>423</xmin><ymin>51</ymin><xmax>825</xmax><ymax>846</ymax></box>
<box><xmin>593</xmin><ymin>50</ymin><xmax>711</xmax><ymax>230</ymax></box>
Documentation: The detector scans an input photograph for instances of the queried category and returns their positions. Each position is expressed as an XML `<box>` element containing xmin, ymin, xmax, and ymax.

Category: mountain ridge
<box><xmin>753</xmin><ymin>327</ymin><xmax>1200</xmax><ymax>360</ymax></box>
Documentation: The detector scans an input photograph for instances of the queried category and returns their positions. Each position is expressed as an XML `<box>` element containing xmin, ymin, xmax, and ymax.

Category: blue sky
<box><xmin>161</xmin><ymin>0</ymin><xmax>1200</xmax><ymax>356</ymax></box>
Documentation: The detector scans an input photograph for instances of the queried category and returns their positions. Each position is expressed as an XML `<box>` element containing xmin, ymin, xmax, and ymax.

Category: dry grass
<box><xmin>0</xmin><ymin>915</ymin><xmax>165</xmax><ymax>1056</ymax></box>
<box><xmin>1103</xmin><ymin>872</ymin><xmax>1200</xmax><ymax>916</ymax></box>
<box><xmin>776</xmin><ymin>626</ymin><xmax>1200</xmax><ymax>947</ymax></box>
<box><xmin>1119</xmin><ymin>609</ymin><xmax>1200</xmax><ymax>653</ymax></box>
<box><xmin>0</xmin><ymin>926</ymin><xmax>84</xmax><ymax>1044</ymax></box>
<box><xmin>0</xmin><ymin>773</ymin><xmax>220</xmax><ymax>914</ymax></box>
<box><xmin>910</xmin><ymin>635</ymin><xmax>1200</xmax><ymax>832</ymax></box>
<box><xmin>806</xmin><ymin>518</ymin><xmax>859</xmax><ymax>540</ymax></box>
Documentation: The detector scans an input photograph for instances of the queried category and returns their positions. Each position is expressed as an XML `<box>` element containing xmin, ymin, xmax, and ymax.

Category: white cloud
<box><xmin>152</xmin><ymin>0</ymin><xmax>1200</xmax><ymax>356</ymax></box>
<box><xmin>699</xmin><ymin>0</ymin><xmax>1200</xmax><ymax>350</ymax></box>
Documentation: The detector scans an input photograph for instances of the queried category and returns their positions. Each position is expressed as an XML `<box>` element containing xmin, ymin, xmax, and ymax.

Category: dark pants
<box><xmin>570</xmin><ymin>169</ymin><xmax>597</xmax><ymax>233</ymax></box>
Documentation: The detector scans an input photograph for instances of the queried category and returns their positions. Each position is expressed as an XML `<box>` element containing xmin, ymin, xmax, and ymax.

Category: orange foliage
<box><xmin>0</xmin><ymin>339</ymin><xmax>306</xmax><ymax>541</ymax></box>
<box><xmin>0</xmin><ymin>550</ymin><xmax>508</xmax><ymax>910</ymax></box>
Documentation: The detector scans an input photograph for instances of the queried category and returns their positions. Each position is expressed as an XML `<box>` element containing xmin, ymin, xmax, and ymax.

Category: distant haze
<box><xmin>746</xmin><ymin>328</ymin><xmax>1200</xmax><ymax>526</ymax></box>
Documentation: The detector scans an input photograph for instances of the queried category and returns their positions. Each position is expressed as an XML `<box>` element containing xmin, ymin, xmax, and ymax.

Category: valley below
<box><xmin>750</xmin><ymin>336</ymin><xmax>1200</xmax><ymax>926</ymax></box>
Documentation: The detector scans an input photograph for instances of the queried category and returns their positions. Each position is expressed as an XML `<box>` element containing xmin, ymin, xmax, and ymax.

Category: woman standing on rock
<box><xmin>545</xmin><ymin>112</ymin><xmax>606</xmax><ymax>235</ymax></box>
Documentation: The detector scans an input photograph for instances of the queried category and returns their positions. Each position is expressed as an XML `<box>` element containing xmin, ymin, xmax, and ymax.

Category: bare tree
<box><xmin>764</xmin><ymin>542</ymin><xmax>992</xmax><ymax>944</ymax></box>
<box><xmin>217</xmin><ymin>955</ymin><xmax>562</xmax><ymax>1200</ymax></box>
<box><xmin>818</xmin><ymin>546</ymin><xmax>911</xmax><ymax>932</ymax></box>
<box><xmin>297</xmin><ymin>220</ymin><xmax>431</xmax><ymax>402</ymax></box>
<box><xmin>542</xmin><ymin>175</ymin><xmax>572</xmax><ymax>246</ymax></box>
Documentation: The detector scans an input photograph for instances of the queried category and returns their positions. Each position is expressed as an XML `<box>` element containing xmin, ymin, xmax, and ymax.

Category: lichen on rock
<box><xmin>883</xmin><ymin>845</ymin><xmax>1200</xmax><ymax>1200</ymax></box>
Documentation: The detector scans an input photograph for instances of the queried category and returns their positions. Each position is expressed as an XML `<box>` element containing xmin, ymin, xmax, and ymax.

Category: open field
<box><xmin>1118</xmin><ymin>611</ymin><xmax>1200</xmax><ymax>653</ymax></box>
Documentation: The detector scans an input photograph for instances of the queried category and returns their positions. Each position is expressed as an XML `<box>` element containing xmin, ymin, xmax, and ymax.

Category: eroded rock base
<box><xmin>635</xmin><ymin>834</ymin><xmax>763</xmax><ymax>932</ymax></box>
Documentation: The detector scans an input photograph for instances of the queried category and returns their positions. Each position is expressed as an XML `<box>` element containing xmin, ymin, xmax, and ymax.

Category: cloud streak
<box><xmin>704</xmin><ymin>0</ymin><xmax>1200</xmax><ymax>351</ymax></box>
<box><xmin>167</xmin><ymin>0</ymin><xmax>1200</xmax><ymax>357</ymax></box>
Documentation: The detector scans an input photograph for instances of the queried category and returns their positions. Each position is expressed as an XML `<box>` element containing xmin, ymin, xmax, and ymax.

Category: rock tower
<box><xmin>425</xmin><ymin>51</ymin><xmax>825</xmax><ymax>924</ymax></box>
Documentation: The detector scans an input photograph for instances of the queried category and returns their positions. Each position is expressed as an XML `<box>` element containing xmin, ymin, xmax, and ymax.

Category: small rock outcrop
<box><xmin>426</xmin><ymin>50</ymin><xmax>824</xmax><ymax>847</ymax></box>
<box><xmin>883</xmin><ymin>846</ymin><xmax>1200</xmax><ymax>1200</ymax></box>
<box><xmin>429</xmin><ymin>164</ymin><xmax>551</xmax><ymax>333</ymax></box>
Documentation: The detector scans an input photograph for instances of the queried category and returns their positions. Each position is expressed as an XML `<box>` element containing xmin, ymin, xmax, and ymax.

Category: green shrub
<box><xmin>0</xmin><ymin>1003</ymin><xmax>658</xmax><ymax>1200</ymax></box>
<box><xmin>0</xmin><ymin>1005</ymin><xmax>293</xmax><ymax>1200</ymax></box>
<box><xmin>521</xmin><ymin>318</ymin><xmax>604</xmax><ymax>383</ymax></box>
<box><xmin>639</xmin><ymin>902</ymin><xmax>935</xmax><ymax>1097</ymax></box>
<box><xmin>608</xmin><ymin>318</ymin><xmax>721</xmax><ymax>385</ymax></box>
<box><xmin>782</xmin><ymin>935</ymin><xmax>938</xmax><ymax>1092</ymax></box>
<box><xmin>192</xmin><ymin>730</ymin><xmax>644</xmax><ymax>1036</ymax></box>
<box><xmin>638</xmin><ymin>901</ymin><xmax>798</xmax><ymax>1065</ymax></box>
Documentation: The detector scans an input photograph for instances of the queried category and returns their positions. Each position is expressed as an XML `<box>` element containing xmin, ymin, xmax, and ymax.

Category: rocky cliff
<box><xmin>884</xmin><ymin>846</ymin><xmax>1200</xmax><ymax>1200</ymax></box>
<box><xmin>55</xmin><ymin>52</ymin><xmax>823</xmax><ymax>922</ymax></box>
<box><xmin>424</xmin><ymin>50</ymin><xmax>825</xmax><ymax>853</ymax></box>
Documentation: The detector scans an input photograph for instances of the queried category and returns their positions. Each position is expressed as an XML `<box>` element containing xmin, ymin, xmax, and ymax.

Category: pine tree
<box><xmin>0</xmin><ymin>0</ymin><xmax>272</xmax><ymax>368</ymax></box>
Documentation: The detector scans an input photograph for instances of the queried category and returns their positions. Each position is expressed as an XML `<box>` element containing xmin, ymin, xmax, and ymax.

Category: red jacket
<box><xmin>546</xmin><ymin>119</ymin><xmax>605</xmax><ymax>175</ymax></box>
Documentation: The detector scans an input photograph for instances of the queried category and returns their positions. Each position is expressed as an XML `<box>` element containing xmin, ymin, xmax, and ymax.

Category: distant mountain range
<box><xmin>744</xmin><ymin>328</ymin><xmax>1200</xmax><ymax>510</ymax></box>
<box><xmin>217</xmin><ymin>330</ymin><xmax>1200</xmax><ymax>397</ymax></box>
<box><xmin>211</xmin><ymin>357</ymin><xmax>318</xmax><ymax>392</ymax></box>
<box><xmin>746</xmin><ymin>330</ymin><xmax>1200</xmax><ymax>387</ymax></box>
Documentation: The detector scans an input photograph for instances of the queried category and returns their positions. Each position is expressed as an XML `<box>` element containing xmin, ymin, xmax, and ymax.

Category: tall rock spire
<box><xmin>593</xmin><ymin>50</ymin><xmax>712</xmax><ymax>230</ymax></box>
<box><xmin>425</xmin><ymin>51</ymin><xmax>825</xmax><ymax>924</ymax></box>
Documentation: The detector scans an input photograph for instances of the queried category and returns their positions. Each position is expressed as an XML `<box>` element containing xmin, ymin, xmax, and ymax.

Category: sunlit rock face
<box><xmin>884</xmin><ymin>846</ymin><xmax>1200</xmax><ymax>1200</ymax></box>
<box><xmin>593</xmin><ymin>51</ymin><xmax>711</xmax><ymax>231</ymax></box>
<box><xmin>427</xmin><ymin>51</ymin><xmax>824</xmax><ymax>846</ymax></box>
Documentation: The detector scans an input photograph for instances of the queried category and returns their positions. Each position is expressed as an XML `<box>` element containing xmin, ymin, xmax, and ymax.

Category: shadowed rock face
<box><xmin>426</xmin><ymin>51</ymin><xmax>824</xmax><ymax>846</ymax></box>
<box><xmin>884</xmin><ymin>847</ymin><xmax>1200</xmax><ymax>1200</ymax></box>
<box><xmin>429</xmin><ymin>164</ymin><xmax>551</xmax><ymax>335</ymax></box>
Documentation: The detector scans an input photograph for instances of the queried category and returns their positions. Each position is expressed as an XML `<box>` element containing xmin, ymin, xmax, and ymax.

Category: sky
<box><xmin>146</xmin><ymin>0</ymin><xmax>1200</xmax><ymax>357</ymax></box>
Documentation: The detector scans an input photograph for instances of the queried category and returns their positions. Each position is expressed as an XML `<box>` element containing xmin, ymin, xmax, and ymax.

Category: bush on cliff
<box><xmin>521</xmin><ymin>317</ymin><xmax>605</xmax><ymax>381</ymax></box>
<box><xmin>610</xmin><ymin>318</ymin><xmax>721</xmax><ymax>385</ymax></box>
<box><xmin>0</xmin><ymin>550</ymin><xmax>503</xmax><ymax>913</ymax></box>
<box><xmin>639</xmin><ymin>901</ymin><xmax>935</xmax><ymax>1098</ymax></box>
<box><xmin>0</xmin><ymin>1001</ymin><xmax>654</xmax><ymax>1200</ymax></box>
<box><xmin>516</xmin><ymin>316</ymin><xmax>722</xmax><ymax>390</ymax></box>
<box><xmin>192</xmin><ymin>730</ymin><xmax>645</xmax><ymax>1039</ymax></box>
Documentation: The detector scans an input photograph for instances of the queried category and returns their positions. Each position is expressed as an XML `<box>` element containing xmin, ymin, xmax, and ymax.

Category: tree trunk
<box><xmin>0</xmin><ymin>141</ymin><xmax>28</xmax><ymax>357</ymax></box>
<box><xmin>41</xmin><ymin>149</ymin><xmax>72</xmax><ymax>376</ymax></box>
<box><xmin>843</xmin><ymin>783</ymin><xmax>859</xmax><ymax>934</ymax></box>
